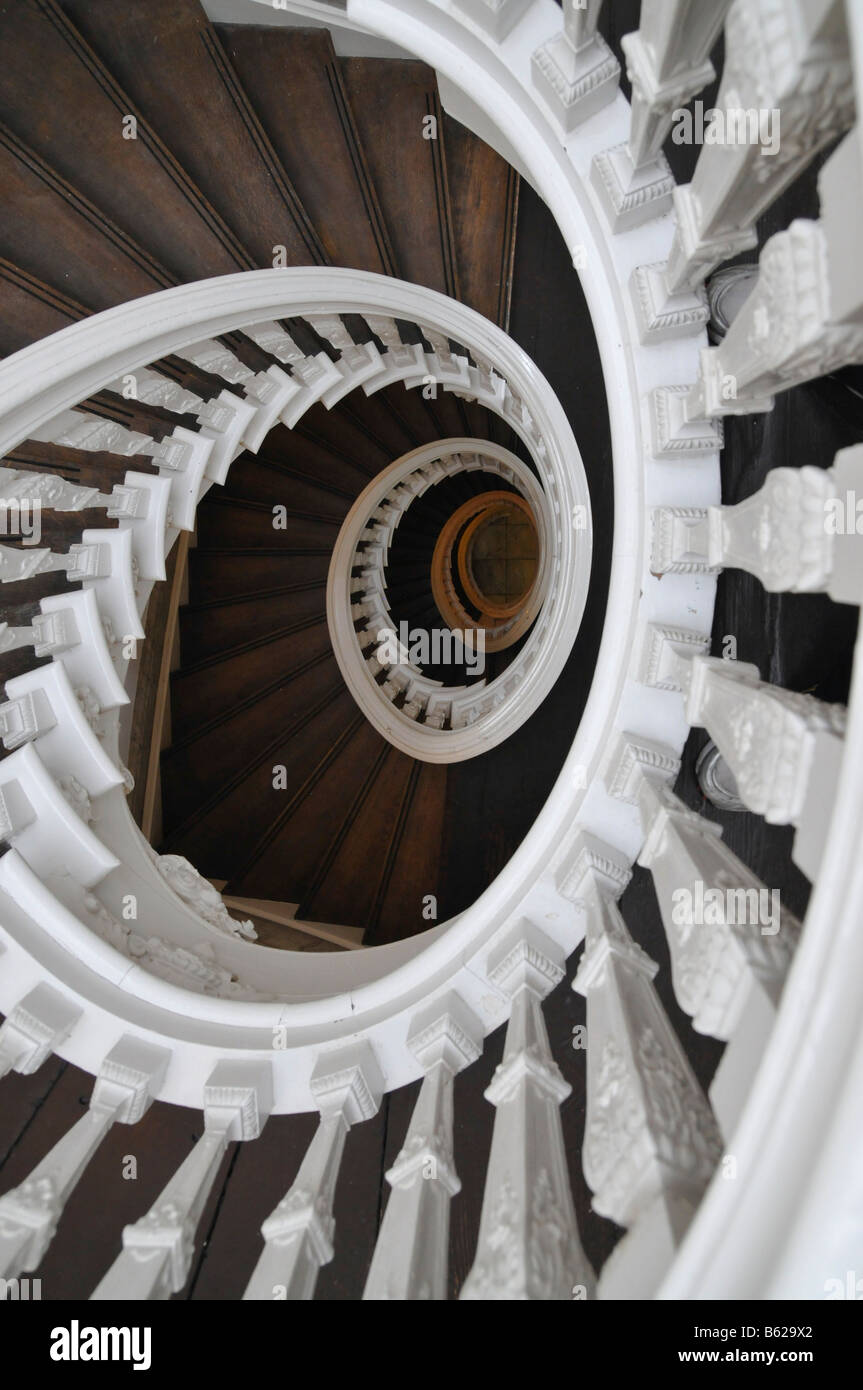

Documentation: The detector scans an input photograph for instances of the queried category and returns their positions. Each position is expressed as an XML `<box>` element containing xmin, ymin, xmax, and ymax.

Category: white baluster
<box><xmin>605</xmin><ymin>734</ymin><xmax>802</xmax><ymax>1134</ymax></box>
<box><xmin>532</xmin><ymin>0</ymin><xmax>620</xmax><ymax>134</ymax></box>
<box><xmin>174</xmin><ymin>340</ymin><xmax>299</xmax><ymax>453</ymax></box>
<box><xmin>243</xmin><ymin>1043</ymin><xmax>382</xmax><ymax>1301</ymax></box>
<box><xmin>0</xmin><ymin>984</ymin><xmax>80</xmax><ymax>1080</ymax></box>
<box><xmin>664</xmin><ymin>0</ymin><xmax>854</xmax><ymax>296</ymax></box>
<box><xmin>649</xmin><ymin>448</ymin><xmax>863</xmax><ymax>602</ymax></box>
<box><xmin>460</xmin><ymin>925</ymin><xmax>594</xmax><ymax>1300</ymax></box>
<box><xmin>0</xmin><ymin>1037</ymin><xmax>168</xmax><ymax>1278</ymax></box>
<box><xmin>241</xmin><ymin>322</ymin><xmax>343</xmax><ymax>427</ymax></box>
<box><xmin>363</xmin><ymin>996</ymin><xmax>482</xmax><ymax>1301</ymax></box>
<box><xmin>28</xmin><ymin>408</ymin><xmax>194</xmax><ymax>472</ymax></box>
<box><xmin>678</xmin><ymin>222</ymin><xmax>863</xmax><ymax>428</ymax></box>
<box><xmin>363</xmin><ymin>314</ymin><xmax>403</xmax><ymax>350</ymax></box>
<box><xmin>92</xmin><ymin>1061</ymin><xmax>271</xmax><ymax>1301</ymax></box>
<box><xmin>455</xmin><ymin>0</ymin><xmax>532</xmax><ymax>43</ymax></box>
<box><xmin>104</xmin><ymin>366</ymin><xmax>253</xmax><ymax>490</ymax></box>
<box><xmin>564</xmin><ymin>831</ymin><xmax>722</xmax><ymax>1298</ymax></box>
<box><xmin>679</xmin><ymin>656</ymin><xmax>846</xmax><ymax>827</ymax></box>
<box><xmin>615</xmin><ymin>0</ymin><xmax>732</xmax><ymax>323</ymax></box>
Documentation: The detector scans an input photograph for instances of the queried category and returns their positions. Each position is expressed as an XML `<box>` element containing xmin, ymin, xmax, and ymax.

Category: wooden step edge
<box><xmin>38</xmin><ymin>0</ymin><xmax>254</xmax><ymax>271</ymax></box>
<box><xmin>366</xmin><ymin>759</ymin><xmax>423</xmax><ymax>938</ymax></box>
<box><xmin>170</xmin><ymin>611</ymin><xmax>326</xmax><ymax>680</ymax></box>
<box><xmin>181</xmin><ymin>577</ymin><xmax>326</xmax><ymax>614</ymax></box>
<box><xmin>200</xmin><ymin>492</ymin><xmax>343</xmax><ymax>526</ymax></box>
<box><xmin>203</xmin><ymin>24</ymin><xmax>329</xmax><ymax>266</ymax></box>
<box><xmin>224</xmin><ymin>710</ymin><xmax>367</xmax><ymax>887</ymax></box>
<box><xmin>296</xmin><ymin>739</ymin><xmax>396</xmax><ymax>914</ymax></box>
<box><xmin>247</xmin><ymin>453</ymin><xmax>357</xmax><ymax>503</ymax></box>
<box><xmin>0</xmin><ymin>119</ymin><xmax>175</xmax><ymax>294</ymax></box>
<box><xmin>320</xmin><ymin>45</ymin><xmax>400</xmax><ymax>278</ymax></box>
<box><xmin>159</xmin><ymin>674</ymin><xmax>348</xmax><ymax>847</ymax></box>
<box><xmin>429</xmin><ymin>88</ymin><xmax>461</xmax><ymax>305</ymax></box>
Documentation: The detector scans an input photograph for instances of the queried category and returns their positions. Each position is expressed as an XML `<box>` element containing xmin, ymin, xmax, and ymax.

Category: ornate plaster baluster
<box><xmin>605</xmin><ymin>733</ymin><xmax>802</xmax><ymax>1132</ymax></box>
<box><xmin>664</xmin><ymin>0</ymin><xmax>854</xmax><ymax>296</ymax></box>
<box><xmin>563</xmin><ymin>831</ymin><xmax>722</xmax><ymax>1298</ymax></box>
<box><xmin>460</xmin><ymin>925</ymin><xmax>594</xmax><ymax>1300</ymax></box>
<box><xmin>0</xmin><ymin>1037</ymin><xmax>168</xmax><ymax>1278</ymax></box>
<box><xmin>244</xmin><ymin>1044</ymin><xmax>382</xmax><ymax>1301</ymax></box>
<box><xmin>682</xmin><ymin>221</ymin><xmax>863</xmax><ymax>426</ymax></box>
<box><xmin>0</xmin><ymin>466</ymin><xmax>152</xmax><ymax>525</ymax></box>
<box><xmin>364</xmin><ymin>997</ymin><xmax>482</xmax><ymax>1300</ymax></box>
<box><xmin>532</xmin><ymin>0</ymin><xmax>619</xmax><ymax>134</ymax></box>
<box><xmin>0</xmin><ymin>984</ymin><xmax>80</xmax><ymax>1081</ymax></box>
<box><xmin>177</xmin><ymin>338</ymin><xmax>256</xmax><ymax>386</ymax></box>
<box><xmin>363</xmin><ymin>314</ymin><xmax>403</xmax><ymax>350</ymax></box>
<box><xmin>592</xmin><ymin>0</ymin><xmax>732</xmax><ymax>234</ymax></box>
<box><xmin>678</xmin><ymin>656</ymin><xmax>847</xmax><ymax>827</ymax></box>
<box><xmin>28</xmin><ymin>409</ymin><xmax>191</xmax><ymax>471</ymax></box>
<box><xmin>649</xmin><ymin>447</ymin><xmax>863</xmax><ymax>602</ymax></box>
<box><xmin>92</xmin><ymin>1062</ymin><xmax>271</xmax><ymax>1301</ymax></box>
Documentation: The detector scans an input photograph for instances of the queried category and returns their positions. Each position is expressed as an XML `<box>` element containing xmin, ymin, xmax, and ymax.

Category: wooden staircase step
<box><xmin>167</xmin><ymin>691</ymin><xmax>362</xmax><ymax>883</ymax></box>
<box><xmin>370</xmin><ymin>760</ymin><xmax>449</xmax><ymax>945</ymax></box>
<box><xmin>179</xmin><ymin>581</ymin><xmax>326</xmax><ymax>666</ymax></box>
<box><xmin>222</xmin><ymin>456</ymin><xmax>351</xmax><ymax>518</ymax></box>
<box><xmin>226</xmin><ymin>716</ymin><xmax>384</xmax><ymax>902</ymax></box>
<box><xmin>0</xmin><ymin>123</ymin><xmax>169</xmax><ymax>313</ymax></box>
<box><xmin>57</xmin><ymin>0</ymin><xmax>323</xmax><ymax>269</ymax></box>
<box><xmin>170</xmin><ymin>616</ymin><xmax>332</xmax><ymax>734</ymax></box>
<box><xmin>0</xmin><ymin>0</ymin><xmax>245</xmax><ymax>282</ymax></box>
<box><xmin>263</xmin><ymin>423</ymin><xmax>378</xmax><ymax>497</ymax></box>
<box><xmin>443</xmin><ymin>111</ymin><xmax>519</xmax><ymax>329</ymax></box>
<box><xmin>187</xmin><ymin>550</ymin><xmax>331</xmax><ymax>604</ymax></box>
<box><xmin>194</xmin><ymin>496</ymin><xmax>341</xmax><ymax>551</ymax></box>
<box><xmin>0</xmin><ymin>259</ymin><xmax>85</xmax><ymax>358</ymax></box>
<box><xmin>340</xmin><ymin>58</ymin><xmax>458</xmax><ymax>299</ymax></box>
<box><xmin>301</xmin><ymin>745</ymin><xmax>419</xmax><ymax>929</ymax></box>
<box><xmin>220</xmin><ymin>25</ymin><xmax>396</xmax><ymax>276</ymax></box>
<box><xmin>161</xmin><ymin>656</ymin><xmax>342</xmax><ymax>833</ymax></box>
<box><xmin>296</xmin><ymin>403</ymin><xmax>399</xmax><ymax>478</ymax></box>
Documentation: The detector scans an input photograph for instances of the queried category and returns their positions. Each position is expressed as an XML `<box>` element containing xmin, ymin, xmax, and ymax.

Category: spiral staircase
<box><xmin>0</xmin><ymin>0</ymin><xmax>861</xmax><ymax>1303</ymax></box>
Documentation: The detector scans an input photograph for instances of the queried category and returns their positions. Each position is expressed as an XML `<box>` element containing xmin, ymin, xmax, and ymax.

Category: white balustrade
<box><xmin>605</xmin><ymin>734</ymin><xmax>802</xmax><ymax>1133</ymax></box>
<box><xmin>564</xmin><ymin>831</ymin><xmax>722</xmax><ymax>1298</ymax></box>
<box><xmin>664</xmin><ymin>0</ymin><xmax>855</xmax><ymax>295</ymax></box>
<box><xmin>175</xmin><ymin>339</ymin><xmax>300</xmax><ymax>452</ymax></box>
<box><xmin>592</xmin><ymin>0</ymin><xmax>731</xmax><ymax>235</ymax></box>
<box><xmin>92</xmin><ymin>1062</ymin><xmax>271</xmax><ymax>1300</ymax></box>
<box><xmin>0</xmin><ymin>1036</ymin><xmax>168</xmax><ymax>1278</ymax></box>
<box><xmin>364</xmin><ymin>998</ymin><xmax>482</xmax><ymax>1300</ymax></box>
<box><xmin>243</xmin><ymin>1045</ymin><xmax>382</xmax><ymax>1301</ymax></box>
<box><xmin>461</xmin><ymin>926</ymin><xmax>594</xmax><ymax>1300</ymax></box>
<box><xmin>241</xmin><ymin>322</ymin><xmax>344</xmax><ymax>426</ymax></box>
